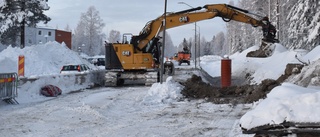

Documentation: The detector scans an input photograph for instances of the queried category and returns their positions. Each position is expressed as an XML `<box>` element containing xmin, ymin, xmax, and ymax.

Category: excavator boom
<box><xmin>133</xmin><ymin>4</ymin><xmax>274</xmax><ymax>52</ymax></box>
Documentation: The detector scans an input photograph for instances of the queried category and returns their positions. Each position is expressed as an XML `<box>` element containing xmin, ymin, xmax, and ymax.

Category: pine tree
<box><xmin>0</xmin><ymin>0</ymin><xmax>50</xmax><ymax>46</ymax></box>
<box><xmin>108</xmin><ymin>30</ymin><xmax>120</xmax><ymax>43</ymax></box>
<box><xmin>213</xmin><ymin>31</ymin><xmax>226</xmax><ymax>56</ymax></box>
<box><xmin>161</xmin><ymin>32</ymin><xmax>176</xmax><ymax>58</ymax></box>
<box><xmin>287</xmin><ymin>0</ymin><xmax>320</xmax><ymax>50</ymax></box>
<box><xmin>73</xmin><ymin>6</ymin><xmax>105</xmax><ymax>56</ymax></box>
<box><xmin>225</xmin><ymin>0</ymin><xmax>319</xmax><ymax>52</ymax></box>
<box><xmin>199</xmin><ymin>36</ymin><xmax>207</xmax><ymax>56</ymax></box>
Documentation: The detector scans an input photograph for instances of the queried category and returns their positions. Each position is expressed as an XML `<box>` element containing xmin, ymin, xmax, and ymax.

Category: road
<box><xmin>0</xmin><ymin>84</ymin><xmax>253</xmax><ymax>137</ymax></box>
<box><xmin>0</xmin><ymin>60</ymin><xmax>253</xmax><ymax>137</ymax></box>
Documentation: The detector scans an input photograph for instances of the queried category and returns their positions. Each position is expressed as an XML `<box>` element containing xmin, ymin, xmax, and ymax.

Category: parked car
<box><xmin>87</xmin><ymin>58</ymin><xmax>95</xmax><ymax>64</ymax></box>
<box><xmin>93</xmin><ymin>58</ymin><xmax>105</xmax><ymax>66</ymax></box>
<box><xmin>60</xmin><ymin>64</ymin><xmax>91</xmax><ymax>74</ymax></box>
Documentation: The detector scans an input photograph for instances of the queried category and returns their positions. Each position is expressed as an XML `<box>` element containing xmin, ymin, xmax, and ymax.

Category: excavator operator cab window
<box><xmin>122</xmin><ymin>33</ymin><xmax>133</xmax><ymax>44</ymax></box>
<box><xmin>144</xmin><ymin>40</ymin><xmax>153</xmax><ymax>53</ymax></box>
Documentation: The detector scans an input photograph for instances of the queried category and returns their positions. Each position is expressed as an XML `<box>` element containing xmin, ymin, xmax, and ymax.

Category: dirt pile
<box><xmin>180</xmin><ymin>75</ymin><xmax>280</xmax><ymax>104</ymax></box>
<box><xmin>179</xmin><ymin>62</ymin><xmax>305</xmax><ymax>104</ymax></box>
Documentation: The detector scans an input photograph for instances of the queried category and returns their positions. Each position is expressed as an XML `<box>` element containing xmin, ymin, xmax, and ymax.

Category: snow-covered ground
<box><xmin>0</xmin><ymin>78</ymin><xmax>252</xmax><ymax>137</ymax></box>
<box><xmin>1</xmin><ymin>42</ymin><xmax>320</xmax><ymax>136</ymax></box>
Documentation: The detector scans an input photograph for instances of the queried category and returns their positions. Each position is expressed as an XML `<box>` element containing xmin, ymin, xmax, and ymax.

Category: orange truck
<box><xmin>174</xmin><ymin>51</ymin><xmax>191</xmax><ymax>66</ymax></box>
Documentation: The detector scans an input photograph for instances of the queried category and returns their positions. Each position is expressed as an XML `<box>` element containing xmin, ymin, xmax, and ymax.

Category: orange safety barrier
<box><xmin>0</xmin><ymin>77</ymin><xmax>15</xmax><ymax>83</ymax></box>
<box><xmin>18</xmin><ymin>55</ymin><xmax>25</xmax><ymax>77</ymax></box>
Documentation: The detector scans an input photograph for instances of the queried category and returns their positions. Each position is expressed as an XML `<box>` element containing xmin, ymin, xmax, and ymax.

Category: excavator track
<box><xmin>145</xmin><ymin>72</ymin><xmax>158</xmax><ymax>86</ymax></box>
<box><xmin>105</xmin><ymin>71</ymin><xmax>159</xmax><ymax>87</ymax></box>
<box><xmin>105</xmin><ymin>72</ymin><xmax>119</xmax><ymax>87</ymax></box>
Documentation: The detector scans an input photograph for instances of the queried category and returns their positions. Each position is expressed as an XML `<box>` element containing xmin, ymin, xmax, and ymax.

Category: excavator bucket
<box><xmin>262</xmin><ymin>37</ymin><xmax>280</xmax><ymax>43</ymax></box>
<box><xmin>246</xmin><ymin>39</ymin><xmax>279</xmax><ymax>58</ymax></box>
<box><xmin>246</xmin><ymin>31</ymin><xmax>280</xmax><ymax>58</ymax></box>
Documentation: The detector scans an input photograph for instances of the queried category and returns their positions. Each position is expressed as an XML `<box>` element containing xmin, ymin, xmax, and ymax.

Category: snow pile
<box><xmin>239</xmin><ymin>45</ymin><xmax>320</xmax><ymax>130</ymax></box>
<box><xmin>240</xmin><ymin>83</ymin><xmax>320</xmax><ymax>129</ymax></box>
<box><xmin>18</xmin><ymin>75</ymin><xmax>92</xmax><ymax>104</ymax></box>
<box><xmin>0</xmin><ymin>42</ymin><xmax>96</xmax><ymax>77</ymax></box>
<box><xmin>201</xmin><ymin>44</ymin><xmax>303</xmax><ymax>84</ymax></box>
<box><xmin>0</xmin><ymin>42</ymin><xmax>99</xmax><ymax>104</ymax></box>
<box><xmin>142</xmin><ymin>77</ymin><xmax>183</xmax><ymax>105</ymax></box>
<box><xmin>301</xmin><ymin>45</ymin><xmax>320</xmax><ymax>62</ymax></box>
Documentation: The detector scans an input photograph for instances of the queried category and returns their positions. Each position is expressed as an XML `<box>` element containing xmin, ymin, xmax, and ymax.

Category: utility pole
<box><xmin>160</xmin><ymin>0</ymin><xmax>167</xmax><ymax>84</ymax></box>
<box><xmin>268</xmin><ymin>0</ymin><xmax>271</xmax><ymax>19</ymax></box>
<box><xmin>276</xmin><ymin>0</ymin><xmax>280</xmax><ymax>40</ymax></box>
<box><xmin>196</xmin><ymin>25</ymin><xmax>200</xmax><ymax>67</ymax></box>
<box><xmin>194</xmin><ymin>22</ymin><xmax>197</xmax><ymax>68</ymax></box>
<box><xmin>20</xmin><ymin>0</ymin><xmax>26</xmax><ymax>49</ymax></box>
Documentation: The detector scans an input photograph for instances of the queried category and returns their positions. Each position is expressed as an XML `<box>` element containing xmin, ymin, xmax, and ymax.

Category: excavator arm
<box><xmin>104</xmin><ymin>3</ymin><xmax>277</xmax><ymax>86</ymax></box>
<box><xmin>132</xmin><ymin>4</ymin><xmax>273</xmax><ymax>53</ymax></box>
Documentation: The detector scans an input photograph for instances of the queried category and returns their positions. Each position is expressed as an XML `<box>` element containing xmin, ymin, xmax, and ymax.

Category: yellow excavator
<box><xmin>104</xmin><ymin>4</ymin><xmax>279</xmax><ymax>86</ymax></box>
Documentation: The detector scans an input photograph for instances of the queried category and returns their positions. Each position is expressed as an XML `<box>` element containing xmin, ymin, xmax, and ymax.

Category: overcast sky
<box><xmin>43</xmin><ymin>0</ymin><xmax>234</xmax><ymax>47</ymax></box>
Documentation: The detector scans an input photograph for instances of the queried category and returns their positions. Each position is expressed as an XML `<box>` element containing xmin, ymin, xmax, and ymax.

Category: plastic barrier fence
<box><xmin>0</xmin><ymin>73</ymin><xmax>18</xmax><ymax>104</ymax></box>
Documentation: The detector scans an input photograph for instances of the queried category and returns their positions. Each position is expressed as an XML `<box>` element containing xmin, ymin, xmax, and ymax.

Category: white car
<box><xmin>60</xmin><ymin>64</ymin><xmax>91</xmax><ymax>74</ymax></box>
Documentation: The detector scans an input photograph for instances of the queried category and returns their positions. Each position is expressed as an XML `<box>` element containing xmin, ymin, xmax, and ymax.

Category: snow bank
<box><xmin>286</xmin><ymin>59</ymin><xmax>320</xmax><ymax>87</ymax></box>
<box><xmin>0</xmin><ymin>42</ymin><xmax>96</xmax><ymax>77</ymax></box>
<box><xmin>142</xmin><ymin>77</ymin><xmax>183</xmax><ymax>105</ymax></box>
<box><xmin>302</xmin><ymin>45</ymin><xmax>320</xmax><ymax>62</ymax></box>
<box><xmin>17</xmin><ymin>74</ymin><xmax>92</xmax><ymax>104</ymax></box>
<box><xmin>0</xmin><ymin>42</ymin><xmax>100</xmax><ymax>104</ymax></box>
<box><xmin>240</xmin><ymin>83</ymin><xmax>320</xmax><ymax>130</ymax></box>
<box><xmin>200</xmin><ymin>44</ymin><xmax>319</xmax><ymax>84</ymax></box>
<box><xmin>239</xmin><ymin>45</ymin><xmax>320</xmax><ymax>130</ymax></box>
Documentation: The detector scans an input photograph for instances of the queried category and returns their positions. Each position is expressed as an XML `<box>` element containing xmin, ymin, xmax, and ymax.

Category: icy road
<box><xmin>0</xmin><ymin>86</ymin><xmax>252</xmax><ymax>137</ymax></box>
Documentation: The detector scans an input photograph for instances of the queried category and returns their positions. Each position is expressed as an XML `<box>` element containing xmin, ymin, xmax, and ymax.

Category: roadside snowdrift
<box><xmin>0</xmin><ymin>42</ymin><xmax>95</xmax><ymax>77</ymax></box>
<box><xmin>0</xmin><ymin>42</ymin><xmax>99</xmax><ymax>104</ymax></box>
<box><xmin>240</xmin><ymin>45</ymin><xmax>320</xmax><ymax>130</ymax></box>
<box><xmin>201</xmin><ymin>44</ymin><xmax>307</xmax><ymax>84</ymax></box>
<box><xmin>240</xmin><ymin>82</ymin><xmax>320</xmax><ymax>130</ymax></box>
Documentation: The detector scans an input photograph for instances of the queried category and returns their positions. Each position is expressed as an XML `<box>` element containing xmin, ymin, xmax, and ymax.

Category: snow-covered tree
<box><xmin>73</xmin><ymin>6</ymin><xmax>105</xmax><ymax>56</ymax></box>
<box><xmin>203</xmin><ymin>36</ymin><xmax>213</xmax><ymax>55</ymax></box>
<box><xmin>228</xmin><ymin>0</ymin><xmax>267</xmax><ymax>53</ymax></box>
<box><xmin>287</xmin><ymin>0</ymin><xmax>320</xmax><ymax>50</ymax></box>
<box><xmin>276</xmin><ymin>0</ymin><xmax>298</xmax><ymax>47</ymax></box>
<box><xmin>64</xmin><ymin>24</ymin><xmax>72</xmax><ymax>32</ymax></box>
<box><xmin>178</xmin><ymin>38</ymin><xmax>187</xmax><ymax>52</ymax></box>
<box><xmin>161</xmin><ymin>32</ymin><xmax>176</xmax><ymax>58</ymax></box>
<box><xmin>199</xmin><ymin>36</ymin><xmax>208</xmax><ymax>56</ymax></box>
<box><xmin>0</xmin><ymin>0</ymin><xmax>50</xmax><ymax>46</ymax></box>
<box><xmin>108</xmin><ymin>30</ymin><xmax>120</xmax><ymax>43</ymax></box>
<box><xmin>225</xmin><ymin>0</ymin><xmax>320</xmax><ymax>52</ymax></box>
<box><xmin>211</xmin><ymin>31</ymin><xmax>226</xmax><ymax>56</ymax></box>
<box><xmin>225</xmin><ymin>0</ymin><xmax>244</xmax><ymax>54</ymax></box>
<box><xmin>73</xmin><ymin>20</ymin><xmax>86</xmax><ymax>51</ymax></box>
